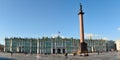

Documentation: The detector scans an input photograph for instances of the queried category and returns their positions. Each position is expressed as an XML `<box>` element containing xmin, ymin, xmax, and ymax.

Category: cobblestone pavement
<box><xmin>0</xmin><ymin>52</ymin><xmax>120</xmax><ymax>60</ymax></box>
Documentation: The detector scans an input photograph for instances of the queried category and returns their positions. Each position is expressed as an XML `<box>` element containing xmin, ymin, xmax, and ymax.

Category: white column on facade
<box><xmin>30</xmin><ymin>40</ymin><xmax>32</xmax><ymax>53</ymax></box>
<box><xmin>62</xmin><ymin>40</ymin><xmax>63</xmax><ymax>54</ymax></box>
<box><xmin>23</xmin><ymin>39</ymin><xmax>25</xmax><ymax>52</ymax></box>
<box><xmin>4</xmin><ymin>39</ymin><xmax>6</xmax><ymax>52</ymax></box>
<box><xmin>51</xmin><ymin>48</ymin><xmax>52</xmax><ymax>54</ymax></box>
<box><xmin>61</xmin><ymin>49</ymin><xmax>62</xmax><ymax>54</ymax></box>
<box><xmin>10</xmin><ymin>39</ymin><xmax>12</xmax><ymax>52</ymax></box>
<box><xmin>40</xmin><ymin>49</ymin><xmax>41</xmax><ymax>54</ymax></box>
<box><xmin>91</xmin><ymin>46</ymin><xmax>94</xmax><ymax>52</ymax></box>
<box><xmin>37</xmin><ymin>39</ymin><xmax>39</xmax><ymax>54</ymax></box>
<box><xmin>55</xmin><ymin>43</ymin><xmax>57</xmax><ymax>53</ymax></box>
<box><xmin>51</xmin><ymin>39</ymin><xmax>53</xmax><ymax>54</ymax></box>
<box><xmin>4</xmin><ymin>45</ymin><xmax>5</xmax><ymax>52</ymax></box>
<box><xmin>55</xmin><ymin>39</ymin><xmax>57</xmax><ymax>54</ymax></box>
<box><xmin>40</xmin><ymin>41</ymin><xmax>41</xmax><ymax>54</ymax></box>
<box><xmin>65</xmin><ymin>40</ymin><xmax>67</xmax><ymax>53</ymax></box>
<box><xmin>21</xmin><ymin>40</ymin><xmax>23</xmax><ymax>52</ymax></box>
<box><xmin>44</xmin><ymin>39</ymin><xmax>46</xmax><ymax>54</ymax></box>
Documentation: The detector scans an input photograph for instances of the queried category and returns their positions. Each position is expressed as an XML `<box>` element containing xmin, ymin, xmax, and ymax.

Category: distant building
<box><xmin>4</xmin><ymin>37</ymin><xmax>116</xmax><ymax>54</ymax></box>
<box><xmin>85</xmin><ymin>39</ymin><xmax>107</xmax><ymax>52</ymax></box>
<box><xmin>106</xmin><ymin>40</ymin><xmax>116</xmax><ymax>51</ymax></box>
<box><xmin>115</xmin><ymin>40</ymin><xmax>120</xmax><ymax>51</ymax></box>
<box><xmin>0</xmin><ymin>44</ymin><xmax>4</xmax><ymax>51</ymax></box>
<box><xmin>5</xmin><ymin>37</ymin><xmax>78</xmax><ymax>54</ymax></box>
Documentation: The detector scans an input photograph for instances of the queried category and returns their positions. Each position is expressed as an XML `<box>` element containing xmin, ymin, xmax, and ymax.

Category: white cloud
<box><xmin>85</xmin><ymin>33</ymin><xmax>104</xmax><ymax>39</ymax></box>
<box><xmin>102</xmin><ymin>37</ymin><xmax>109</xmax><ymax>40</ymax></box>
<box><xmin>51</xmin><ymin>34</ymin><xmax>58</xmax><ymax>38</ymax></box>
<box><xmin>61</xmin><ymin>36</ymin><xmax>65</xmax><ymax>38</ymax></box>
<box><xmin>85</xmin><ymin>33</ymin><xmax>100</xmax><ymax>37</ymax></box>
<box><xmin>85</xmin><ymin>33</ymin><xmax>97</xmax><ymax>39</ymax></box>
<box><xmin>117</xmin><ymin>27</ymin><xmax>120</xmax><ymax>31</ymax></box>
<box><xmin>85</xmin><ymin>33</ymin><xmax>109</xmax><ymax>40</ymax></box>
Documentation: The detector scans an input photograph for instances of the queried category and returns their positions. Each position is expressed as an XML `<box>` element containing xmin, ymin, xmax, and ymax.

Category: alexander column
<box><xmin>78</xmin><ymin>4</ymin><xmax>88</xmax><ymax>56</ymax></box>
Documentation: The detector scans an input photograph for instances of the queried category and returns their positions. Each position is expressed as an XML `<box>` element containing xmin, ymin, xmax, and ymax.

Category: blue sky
<box><xmin>0</xmin><ymin>0</ymin><xmax>120</xmax><ymax>44</ymax></box>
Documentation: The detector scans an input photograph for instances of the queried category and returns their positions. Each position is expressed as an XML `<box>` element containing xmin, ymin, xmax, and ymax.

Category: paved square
<box><xmin>0</xmin><ymin>52</ymin><xmax>120</xmax><ymax>60</ymax></box>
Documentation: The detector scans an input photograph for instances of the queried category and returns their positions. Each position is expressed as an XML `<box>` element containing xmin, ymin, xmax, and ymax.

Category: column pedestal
<box><xmin>80</xmin><ymin>42</ymin><xmax>89</xmax><ymax>56</ymax></box>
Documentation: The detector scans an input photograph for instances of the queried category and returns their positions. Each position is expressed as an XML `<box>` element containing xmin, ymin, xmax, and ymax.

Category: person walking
<box><xmin>10</xmin><ymin>52</ymin><xmax>13</xmax><ymax>56</ymax></box>
<box><xmin>65</xmin><ymin>53</ymin><xmax>68</xmax><ymax>58</ymax></box>
<box><xmin>98</xmin><ymin>51</ymin><xmax>99</xmax><ymax>55</ymax></box>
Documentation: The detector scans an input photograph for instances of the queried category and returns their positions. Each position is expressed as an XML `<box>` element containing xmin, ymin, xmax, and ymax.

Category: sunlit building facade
<box><xmin>5</xmin><ymin>37</ymin><xmax>116</xmax><ymax>54</ymax></box>
<box><xmin>106</xmin><ymin>40</ymin><xmax>116</xmax><ymax>51</ymax></box>
<box><xmin>86</xmin><ymin>40</ymin><xmax>116</xmax><ymax>52</ymax></box>
<box><xmin>115</xmin><ymin>40</ymin><xmax>120</xmax><ymax>51</ymax></box>
<box><xmin>5</xmin><ymin>37</ymin><xmax>79</xmax><ymax>54</ymax></box>
<box><xmin>85</xmin><ymin>39</ymin><xmax>106</xmax><ymax>52</ymax></box>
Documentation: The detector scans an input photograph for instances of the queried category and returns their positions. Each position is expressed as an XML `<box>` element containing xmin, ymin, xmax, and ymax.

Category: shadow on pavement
<box><xmin>0</xmin><ymin>57</ymin><xmax>16</xmax><ymax>60</ymax></box>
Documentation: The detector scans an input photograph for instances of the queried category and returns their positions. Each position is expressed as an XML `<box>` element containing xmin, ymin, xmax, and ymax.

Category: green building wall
<box><xmin>4</xmin><ymin>37</ymin><xmax>116</xmax><ymax>54</ymax></box>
